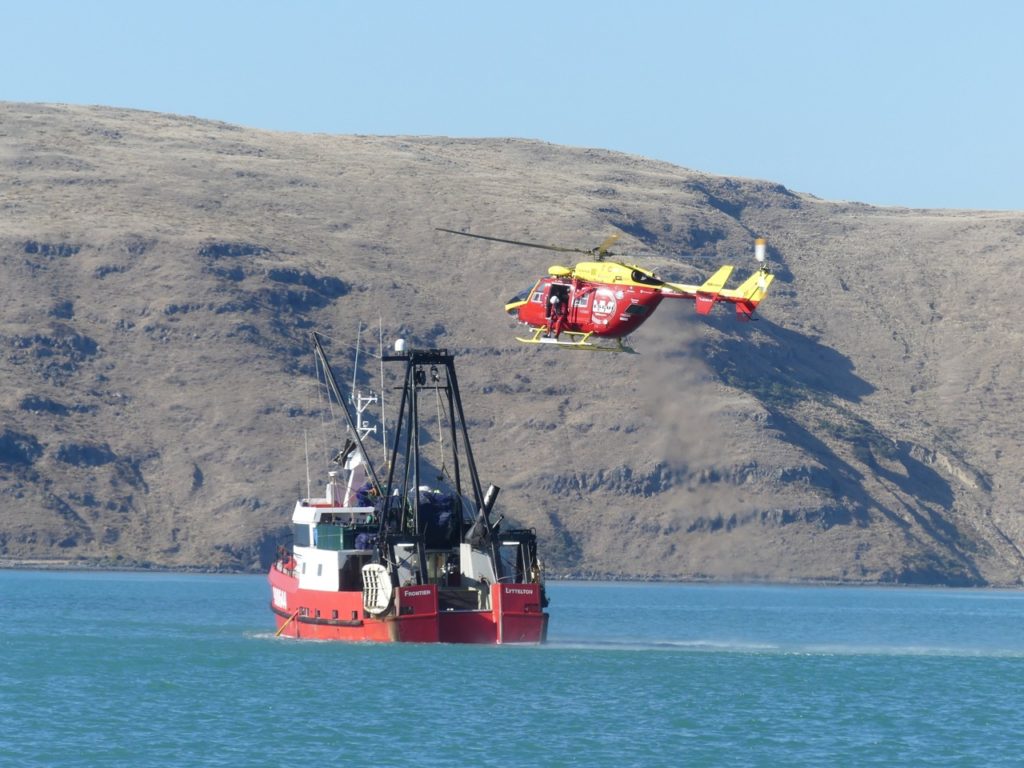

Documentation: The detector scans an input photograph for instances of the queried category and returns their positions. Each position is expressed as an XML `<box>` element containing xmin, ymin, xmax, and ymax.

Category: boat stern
<box><xmin>493</xmin><ymin>582</ymin><xmax>549</xmax><ymax>644</ymax></box>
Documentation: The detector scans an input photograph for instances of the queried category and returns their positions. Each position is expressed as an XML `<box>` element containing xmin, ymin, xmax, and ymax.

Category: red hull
<box><xmin>268</xmin><ymin>565</ymin><xmax>548</xmax><ymax>644</ymax></box>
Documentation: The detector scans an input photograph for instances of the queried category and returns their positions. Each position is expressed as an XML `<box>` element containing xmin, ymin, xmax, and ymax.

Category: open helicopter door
<box><xmin>545</xmin><ymin>282</ymin><xmax>571</xmax><ymax>319</ymax></box>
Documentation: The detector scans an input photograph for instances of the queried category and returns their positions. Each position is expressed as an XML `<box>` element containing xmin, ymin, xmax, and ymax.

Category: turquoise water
<box><xmin>2</xmin><ymin>572</ymin><xmax>1023</xmax><ymax>766</ymax></box>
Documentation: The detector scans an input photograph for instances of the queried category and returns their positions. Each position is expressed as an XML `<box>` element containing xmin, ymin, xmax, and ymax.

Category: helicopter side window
<box><xmin>531</xmin><ymin>291</ymin><xmax>545</xmax><ymax>303</ymax></box>
<box><xmin>631</xmin><ymin>269</ymin><xmax>664</xmax><ymax>287</ymax></box>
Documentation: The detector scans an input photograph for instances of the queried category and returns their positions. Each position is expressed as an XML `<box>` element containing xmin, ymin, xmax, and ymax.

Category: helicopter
<box><xmin>437</xmin><ymin>227</ymin><xmax>774</xmax><ymax>352</ymax></box>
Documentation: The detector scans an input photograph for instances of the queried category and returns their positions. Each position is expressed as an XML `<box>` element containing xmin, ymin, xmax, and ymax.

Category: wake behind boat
<box><xmin>268</xmin><ymin>333</ymin><xmax>549</xmax><ymax>643</ymax></box>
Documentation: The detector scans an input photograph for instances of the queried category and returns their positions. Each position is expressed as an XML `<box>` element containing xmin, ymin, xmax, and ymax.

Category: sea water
<box><xmin>2</xmin><ymin>572</ymin><xmax>1023</xmax><ymax>767</ymax></box>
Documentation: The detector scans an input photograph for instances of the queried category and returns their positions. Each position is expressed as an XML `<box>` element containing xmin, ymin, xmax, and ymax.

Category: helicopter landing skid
<box><xmin>516</xmin><ymin>327</ymin><xmax>636</xmax><ymax>353</ymax></box>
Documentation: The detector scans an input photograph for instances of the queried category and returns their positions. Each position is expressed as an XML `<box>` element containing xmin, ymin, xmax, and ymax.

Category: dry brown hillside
<box><xmin>1</xmin><ymin>102</ymin><xmax>1022</xmax><ymax>585</ymax></box>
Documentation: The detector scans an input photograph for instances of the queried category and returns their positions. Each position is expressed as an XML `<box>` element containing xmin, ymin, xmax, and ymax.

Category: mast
<box><xmin>378</xmin><ymin>318</ymin><xmax>388</xmax><ymax>461</ymax></box>
<box><xmin>378</xmin><ymin>347</ymin><xmax>503</xmax><ymax>578</ymax></box>
<box><xmin>311</xmin><ymin>332</ymin><xmax>384</xmax><ymax>496</ymax></box>
<box><xmin>445</xmin><ymin>355</ymin><xmax>504</xmax><ymax>576</ymax></box>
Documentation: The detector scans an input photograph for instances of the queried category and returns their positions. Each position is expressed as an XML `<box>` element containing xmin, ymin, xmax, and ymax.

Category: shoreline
<box><xmin>2</xmin><ymin>558</ymin><xmax>1021</xmax><ymax>589</ymax></box>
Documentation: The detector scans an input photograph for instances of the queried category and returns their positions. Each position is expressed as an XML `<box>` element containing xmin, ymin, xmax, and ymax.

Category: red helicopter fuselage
<box><xmin>505</xmin><ymin>257</ymin><xmax>773</xmax><ymax>347</ymax></box>
<box><xmin>440</xmin><ymin>228</ymin><xmax>773</xmax><ymax>350</ymax></box>
<box><xmin>509</xmin><ymin>275</ymin><xmax>666</xmax><ymax>339</ymax></box>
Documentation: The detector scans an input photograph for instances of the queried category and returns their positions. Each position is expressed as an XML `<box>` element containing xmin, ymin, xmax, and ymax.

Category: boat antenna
<box><xmin>312</xmin><ymin>331</ymin><xmax>385</xmax><ymax>495</ymax></box>
<box><xmin>351</xmin><ymin>321</ymin><xmax>363</xmax><ymax>400</ymax></box>
<box><xmin>303</xmin><ymin>428</ymin><xmax>311</xmax><ymax>498</ymax></box>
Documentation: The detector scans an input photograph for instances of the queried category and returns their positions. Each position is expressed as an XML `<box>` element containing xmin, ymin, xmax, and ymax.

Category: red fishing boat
<box><xmin>268</xmin><ymin>334</ymin><xmax>549</xmax><ymax>643</ymax></box>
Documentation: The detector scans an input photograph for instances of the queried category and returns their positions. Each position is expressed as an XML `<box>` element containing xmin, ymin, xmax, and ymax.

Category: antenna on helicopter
<box><xmin>754</xmin><ymin>237</ymin><xmax>767</xmax><ymax>265</ymax></box>
<box><xmin>754</xmin><ymin>237</ymin><xmax>770</xmax><ymax>291</ymax></box>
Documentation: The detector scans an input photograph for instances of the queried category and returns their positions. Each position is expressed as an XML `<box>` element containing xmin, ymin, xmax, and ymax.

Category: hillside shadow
<box><xmin>760</xmin><ymin>406</ymin><xmax>966</xmax><ymax>565</ymax></box>
<box><xmin>764</xmin><ymin>409</ymin><xmax>871</xmax><ymax>525</ymax></box>
<box><xmin>862</xmin><ymin>442</ymin><xmax>955</xmax><ymax>511</ymax></box>
<box><xmin>704</xmin><ymin>317</ymin><xmax>874</xmax><ymax>405</ymax></box>
<box><xmin>697</xmin><ymin>315</ymin><xmax>967</xmax><ymax>565</ymax></box>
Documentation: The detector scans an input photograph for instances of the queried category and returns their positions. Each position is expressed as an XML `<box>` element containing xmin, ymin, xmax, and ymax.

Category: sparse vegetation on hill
<box><xmin>1</xmin><ymin>102</ymin><xmax>1022</xmax><ymax>585</ymax></box>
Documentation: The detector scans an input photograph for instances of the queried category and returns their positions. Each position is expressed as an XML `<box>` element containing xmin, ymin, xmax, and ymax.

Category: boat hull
<box><xmin>268</xmin><ymin>565</ymin><xmax>548</xmax><ymax>644</ymax></box>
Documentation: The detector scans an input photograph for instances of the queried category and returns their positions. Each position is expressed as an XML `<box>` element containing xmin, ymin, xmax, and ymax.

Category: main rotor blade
<box><xmin>436</xmin><ymin>227</ymin><xmax>600</xmax><ymax>256</ymax></box>
<box><xmin>595</xmin><ymin>233</ymin><xmax>619</xmax><ymax>261</ymax></box>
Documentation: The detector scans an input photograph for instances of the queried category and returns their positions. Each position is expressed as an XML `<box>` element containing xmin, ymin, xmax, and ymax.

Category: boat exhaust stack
<box><xmin>327</xmin><ymin>470</ymin><xmax>341</xmax><ymax>505</ymax></box>
<box><xmin>483</xmin><ymin>484</ymin><xmax>500</xmax><ymax>514</ymax></box>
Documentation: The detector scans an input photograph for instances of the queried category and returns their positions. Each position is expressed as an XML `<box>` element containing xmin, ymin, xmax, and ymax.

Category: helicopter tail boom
<box><xmin>662</xmin><ymin>265</ymin><xmax>774</xmax><ymax>318</ymax></box>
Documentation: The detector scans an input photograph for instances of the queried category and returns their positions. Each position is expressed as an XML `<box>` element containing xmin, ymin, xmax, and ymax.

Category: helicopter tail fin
<box><xmin>721</xmin><ymin>268</ymin><xmax>774</xmax><ymax>318</ymax></box>
<box><xmin>693</xmin><ymin>265</ymin><xmax>734</xmax><ymax>315</ymax></box>
<box><xmin>699</xmin><ymin>265</ymin><xmax>734</xmax><ymax>294</ymax></box>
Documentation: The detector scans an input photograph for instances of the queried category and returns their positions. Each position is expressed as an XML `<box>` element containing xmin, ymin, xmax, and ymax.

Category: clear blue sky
<box><xmin>4</xmin><ymin>0</ymin><xmax>1022</xmax><ymax>210</ymax></box>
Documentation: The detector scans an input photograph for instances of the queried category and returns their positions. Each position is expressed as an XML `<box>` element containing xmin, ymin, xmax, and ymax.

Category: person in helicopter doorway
<box><xmin>546</xmin><ymin>291</ymin><xmax>568</xmax><ymax>339</ymax></box>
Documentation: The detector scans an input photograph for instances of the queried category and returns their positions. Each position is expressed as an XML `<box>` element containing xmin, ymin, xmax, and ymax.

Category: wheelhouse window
<box><xmin>293</xmin><ymin>524</ymin><xmax>311</xmax><ymax>547</ymax></box>
<box><xmin>499</xmin><ymin>542</ymin><xmax>525</xmax><ymax>583</ymax></box>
